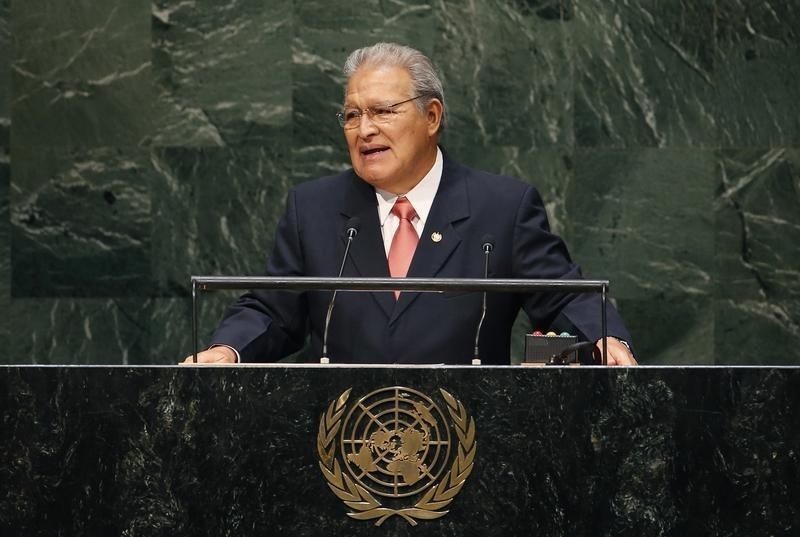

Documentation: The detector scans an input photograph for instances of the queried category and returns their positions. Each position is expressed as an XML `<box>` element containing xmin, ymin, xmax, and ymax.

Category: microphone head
<box><xmin>344</xmin><ymin>217</ymin><xmax>361</xmax><ymax>238</ymax></box>
<box><xmin>481</xmin><ymin>234</ymin><xmax>495</xmax><ymax>252</ymax></box>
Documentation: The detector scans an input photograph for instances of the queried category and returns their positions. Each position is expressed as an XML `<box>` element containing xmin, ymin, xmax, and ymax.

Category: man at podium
<box><xmin>185</xmin><ymin>42</ymin><xmax>636</xmax><ymax>366</ymax></box>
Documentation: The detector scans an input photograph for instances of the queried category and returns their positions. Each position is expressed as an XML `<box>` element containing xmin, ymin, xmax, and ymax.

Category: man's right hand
<box><xmin>180</xmin><ymin>346</ymin><xmax>237</xmax><ymax>364</ymax></box>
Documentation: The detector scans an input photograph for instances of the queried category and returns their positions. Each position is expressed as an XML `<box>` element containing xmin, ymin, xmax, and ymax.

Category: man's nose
<box><xmin>356</xmin><ymin>112</ymin><xmax>379</xmax><ymax>137</ymax></box>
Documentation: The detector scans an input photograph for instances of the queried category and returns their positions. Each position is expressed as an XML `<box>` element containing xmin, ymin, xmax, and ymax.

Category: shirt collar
<box><xmin>375</xmin><ymin>147</ymin><xmax>443</xmax><ymax>226</ymax></box>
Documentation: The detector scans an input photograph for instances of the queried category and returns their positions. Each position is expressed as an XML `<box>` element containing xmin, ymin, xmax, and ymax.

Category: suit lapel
<box><xmin>391</xmin><ymin>159</ymin><xmax>470</xmax><ymax>322</ymax></box>
<box><xmin>341</xmin><ymin>173</ymin><xmax>395</xmax><ymax>317</ymax></box>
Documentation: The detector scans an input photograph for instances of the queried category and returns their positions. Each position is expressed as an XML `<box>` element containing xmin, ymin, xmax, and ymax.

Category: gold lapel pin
<box><xmin>431</xmin><ymin>232</ymin><xmax>442</xmax><ymax>243</ymax></box>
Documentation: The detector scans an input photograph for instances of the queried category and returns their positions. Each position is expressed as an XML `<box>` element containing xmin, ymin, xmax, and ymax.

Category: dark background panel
<box><xmin>10</xmin><ymin>147</ymin><xmax>152</xmax><ymax>297</ymax></box>
<box><xmin>6</xmin><ymin>298</ymin><xmax>151</xmax><ymax>365</ymax></box>
<box><xmin>715</xmin><ymin>0</ymin><xmax>800</xmax><ymax>146</ymax></box>
<box><xmin>566</xmin><ymin>148</ymin><xmax>715</xmax><ymax>300</ymax></box>
<box><xmin>0</xmin><ymin>152</ymin><xmax>7</xmax><ymax>354</ymax></box>
<box><xmin>10</xmin><ymin>0</ymin><xmax>155</xmax><ymax>149</ymax></box>
<box><xmin>433</xmin><ymin>0</ymin><xmax>573</xmax><ymax>153</ymax></box>
<box><xmin>572</xmin><ymin>0</ymin><xmax>717</xmax><ymax>148</ymax></box>
<box><xmin>149</xmin><ymin>144</ymin><xmax>294</xmax><ymax>295</ymax></box>
<box><xmin>714</xmin><ymin>148</ymin><xmax>800</xmax><ymax>363</ymax></box>
<box><xmin>0</xmin><ymin>0</ymin><xmax>10</xmax><ymax>352</ymax></box>
<box><xmin>151</xmin><ymin>0</ymin><xmax>292</xmax><ymax>147</ymax></box>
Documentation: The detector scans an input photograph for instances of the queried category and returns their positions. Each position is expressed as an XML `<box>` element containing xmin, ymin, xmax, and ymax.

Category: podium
<box><xmin>3</xmin><ymin>365</ymin><xmax>799</xmax><ymax>536</ymax></box>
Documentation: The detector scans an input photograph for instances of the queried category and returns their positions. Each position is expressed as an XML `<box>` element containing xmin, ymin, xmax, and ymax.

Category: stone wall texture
<box><xmin>1</xmin><ymin>0</ymin><xmax>798</xmax><ymax>364</ymax></box>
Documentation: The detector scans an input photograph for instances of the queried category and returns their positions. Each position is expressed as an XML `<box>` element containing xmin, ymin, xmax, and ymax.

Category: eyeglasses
<box><xmin>336</xmin><ymin>95</ymin><xmax>425</xmax><ymax>129</ymax></box>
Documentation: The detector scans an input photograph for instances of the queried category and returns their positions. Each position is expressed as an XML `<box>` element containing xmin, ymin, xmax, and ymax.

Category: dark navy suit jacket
<box><xmin>211</xmin><ymin>155</ymin><xmax>632</xmax><ymax>364</ymax></box>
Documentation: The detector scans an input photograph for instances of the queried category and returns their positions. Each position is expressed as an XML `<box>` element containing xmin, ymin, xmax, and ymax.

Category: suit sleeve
<box><xmin>210</xmin><ymin>189</ymin><xmax>309</xmax><ymax>362</ymax></box>
<box><xmin>512</xmin><ymin>185</ymin><xmax>633</xmax><ymax>346</ymax></box>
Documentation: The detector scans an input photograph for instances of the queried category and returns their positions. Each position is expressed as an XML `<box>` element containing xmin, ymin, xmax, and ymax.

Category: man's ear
<box><xmin>426</xmin><ymin>99</ymin><xmax>443</xmax><ymax>135</ymax></box>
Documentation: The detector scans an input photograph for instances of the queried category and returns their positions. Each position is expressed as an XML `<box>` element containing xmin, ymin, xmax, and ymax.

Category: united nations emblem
<box><xmin>317</xmin><ymin>387</ymin><xmax>477</xmax><ymax>526</ymax></box>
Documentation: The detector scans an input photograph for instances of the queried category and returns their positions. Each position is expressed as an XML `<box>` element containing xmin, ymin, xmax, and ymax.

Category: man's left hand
<box><xmin>595</xmin><ymin>338</ymin><xmax>637</xmax><ymax>366</ymax></box>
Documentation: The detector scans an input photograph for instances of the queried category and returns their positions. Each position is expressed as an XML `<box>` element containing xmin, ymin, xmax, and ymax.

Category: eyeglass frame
<box><xmin>336</xmin><ymin>95</ymin><xmax>428</xmax><ymax>129</ymax></box>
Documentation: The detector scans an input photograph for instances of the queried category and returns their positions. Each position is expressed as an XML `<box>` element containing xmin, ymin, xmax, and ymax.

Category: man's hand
<box><xmin>595</xmin><ymin>337</ymin><xmax>637</xmax><ymax>366</ymax></box>
<box><xmin>180</xmin><ymin>346</ymin><xmax>237</xmax><ymax>365</ymax></box>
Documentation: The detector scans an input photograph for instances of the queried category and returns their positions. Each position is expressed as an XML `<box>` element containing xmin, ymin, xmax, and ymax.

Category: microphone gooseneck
<box><xmin>472</xmin><ymin>234</ymin><xmax>495</xmax><ymax>365</ymax></box>
<box><xmin>321</xmin><ymin>217</ymin><xmax>360</xmax><ymax>364</ymax></box>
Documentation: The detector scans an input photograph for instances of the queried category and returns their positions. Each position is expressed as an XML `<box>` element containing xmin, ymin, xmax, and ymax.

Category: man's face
<box><xmin>343</xmin><ymin>65</ymin><xmax>441</xmax><ymax>194</ymax></box>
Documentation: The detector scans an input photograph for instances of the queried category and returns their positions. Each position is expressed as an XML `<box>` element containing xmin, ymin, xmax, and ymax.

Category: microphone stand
<box><xmin>320</xmin><ymin>222</ymin><xmax>359</xmax><ymax>363</ymax></box>
<box><xmin>472</xmin><ymin>237</ymin><xmax>494</xmax><ymax>365</ymax></box>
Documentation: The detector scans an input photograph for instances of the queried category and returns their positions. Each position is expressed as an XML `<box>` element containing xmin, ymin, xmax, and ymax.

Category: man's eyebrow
<box><xmin>343</xmin><ymin>100</ymin><xmax>394</xmax><ymax>109</ymax></box>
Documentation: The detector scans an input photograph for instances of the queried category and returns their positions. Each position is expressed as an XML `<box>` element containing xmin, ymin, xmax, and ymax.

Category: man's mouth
<box><xmin>360</xmin><ymin>146</ymin><xmax>389</xmax><ymax>157</ymax></box>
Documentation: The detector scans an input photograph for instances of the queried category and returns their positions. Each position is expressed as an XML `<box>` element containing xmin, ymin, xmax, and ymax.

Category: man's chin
<box><xmin>359</xmin><ymin>174</ymin><xmax>391</xmax><ymax>190</ymax></box>
<box><xmin>353</xmin><ymin>165</ymin><xmax>390</xmax><ymax>187</ymax></box>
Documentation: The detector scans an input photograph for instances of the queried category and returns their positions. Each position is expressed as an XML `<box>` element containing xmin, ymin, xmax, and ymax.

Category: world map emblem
<box><xmin>317</xmin><ymin>387</ymin><xmax>477</xmax><ymax>526</ymax></box>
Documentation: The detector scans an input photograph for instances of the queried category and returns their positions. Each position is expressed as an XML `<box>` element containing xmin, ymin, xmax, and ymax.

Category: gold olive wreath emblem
<box><xmin>317</xmin><ymin>387</ymin><xmax>477</xmax><ymax>526</ymax></box>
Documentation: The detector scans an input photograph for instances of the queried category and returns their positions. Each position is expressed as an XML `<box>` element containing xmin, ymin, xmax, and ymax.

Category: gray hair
<box><xmin>343</xmin><ymin>42</ymin><xmax>446</xmax><ymax>133</ymax></box>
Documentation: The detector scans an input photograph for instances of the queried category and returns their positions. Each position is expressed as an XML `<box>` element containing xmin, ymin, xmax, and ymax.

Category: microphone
<box><xmin>472</xmin><ymin>234</ymin><xmax>494</xmax><ymax>365</ymax></box>
<box><xmin>320</xmin><ymin>217</ymin><xmax>360</xmax><ymax>364</ymax></box>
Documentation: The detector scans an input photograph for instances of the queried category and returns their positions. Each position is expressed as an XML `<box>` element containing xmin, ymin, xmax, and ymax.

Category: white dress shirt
<box><xmin>374</xmin><ymin>147</ymin><xmax>444</xmax><ymax>256</ymax></box>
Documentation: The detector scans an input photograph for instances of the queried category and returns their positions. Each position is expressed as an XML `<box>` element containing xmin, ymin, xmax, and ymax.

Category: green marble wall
<box><xmin>1</xmin><ymin>1</ymin><xmax>798</xmax><ymax>364</ymax></box>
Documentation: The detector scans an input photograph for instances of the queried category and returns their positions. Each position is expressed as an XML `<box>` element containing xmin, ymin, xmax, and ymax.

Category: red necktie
<box><xmin>388</xmin><ymin>197</ymin><xmax>419</xmax><ymax>299</ymax></box>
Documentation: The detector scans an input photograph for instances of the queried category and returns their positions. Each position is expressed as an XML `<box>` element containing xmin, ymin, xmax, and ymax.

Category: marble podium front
<box><xmin>2</xmin><ymin>365</ymin><xmax>798</xmax><ymax>536</ymax></box>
